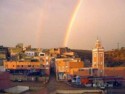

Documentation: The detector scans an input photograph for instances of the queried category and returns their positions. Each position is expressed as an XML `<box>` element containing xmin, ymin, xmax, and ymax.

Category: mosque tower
<box><xmin>92</xmin><ymin>39</ymin><xmax>104</xmax><ymax>76</ymax></box>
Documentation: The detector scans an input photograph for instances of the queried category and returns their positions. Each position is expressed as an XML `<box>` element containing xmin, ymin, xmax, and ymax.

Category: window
<box><xmin>40</xmin><ymin>54</ymin><xmax>44</xmax><ymax>56</ymax></box>
<box><xmin>94</xmin><ymin>57</ymin><xmax>97</xmax><ymax>62</ymax></box>
<box><xmin>31</xmin><ymin>59</ymin><xmax>39</xmax><ymax>62</ymax></box>
<box><xmin>100</xmin><ymin>53</ymin><xmax>103</xmax><ymax>57</ymax></box>
<box><xmin>79</xmin><ymin>69</ymin><xmax>84</xmax><ymax>71</ymax></box>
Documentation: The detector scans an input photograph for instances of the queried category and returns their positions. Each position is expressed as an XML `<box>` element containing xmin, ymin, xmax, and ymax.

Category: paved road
<box><xmin>32</xmin><ymin>70</ymin><xmax>77</xmax><ymax>94</ymax></box>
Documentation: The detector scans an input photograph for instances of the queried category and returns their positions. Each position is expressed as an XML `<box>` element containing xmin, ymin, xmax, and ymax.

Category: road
<box><xmin>31</xmin><ymin>68</ymin><xmax>77</xmax><ymax>94</ymax></box>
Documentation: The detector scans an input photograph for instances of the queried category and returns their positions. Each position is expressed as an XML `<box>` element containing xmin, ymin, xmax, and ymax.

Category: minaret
<box><xmin>92</xmin><ymin>39</ymin><xmax>104</xmax><ymax>76</ymax></box>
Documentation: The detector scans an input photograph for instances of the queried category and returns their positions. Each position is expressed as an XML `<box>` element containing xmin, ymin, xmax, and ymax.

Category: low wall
<box><xmin>105</xmin><ymin>67</ymin><xmax>125</xmax><ymax>78</ymax></box>
<box><xmin>5</xmin><ymin>86</ymin><xmax>29</xmax><ymax>94</ymax></box>
<box><xmin>50</xmin><ymin>90</ymin><xmax>105</xmax><ymax>94</ymax></box>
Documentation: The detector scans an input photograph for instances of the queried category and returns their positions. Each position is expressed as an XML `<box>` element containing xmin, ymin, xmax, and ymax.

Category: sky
<box><xmin>0</xmin><ymin>0</ymin><xmax>125</xmax><ymax>50</ymax></box>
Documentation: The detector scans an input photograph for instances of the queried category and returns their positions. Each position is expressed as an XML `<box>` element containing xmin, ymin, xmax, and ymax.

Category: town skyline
<box><xmin>0</xmin><ymin>0</ymin><xmax>125</xmax><ymax>50</ymax></box>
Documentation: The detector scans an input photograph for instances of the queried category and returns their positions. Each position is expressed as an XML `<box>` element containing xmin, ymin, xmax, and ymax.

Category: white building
<box><xmin>25</xmin><ymin>51</ymin><xmax>35</xmax><ymax>57</ymax></box>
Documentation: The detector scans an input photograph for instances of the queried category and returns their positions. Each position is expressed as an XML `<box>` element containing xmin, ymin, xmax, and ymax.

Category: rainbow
<box><xmin>63</xmin><ymin>0</ymin><xmax>82</xmax><ymax>47</ymax></box>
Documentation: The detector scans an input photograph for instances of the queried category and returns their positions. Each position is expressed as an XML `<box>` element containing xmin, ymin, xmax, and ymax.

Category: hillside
<box><xmin>105</xmin><ymin>47</ymin><xmax>125</xmax><ymax>67</ymax></box>
<box><xmin>71</xmin><ymin>49</ymin><xmax>92</xmax><ymax>67</ymax></box>
<box><xmin>71</xmin><ymin>47</ymin><xmax>125</xmax><ymax>67</ymax></box>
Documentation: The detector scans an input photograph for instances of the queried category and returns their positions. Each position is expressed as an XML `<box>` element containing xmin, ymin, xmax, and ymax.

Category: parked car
<box><xmin>85</xmin><ymin>83</ymin><xmax>92</xmax><ymax>87</ymax></box>
<box><xmin>107</xmin><ymin>81</ymin><xmax>114</xmax><ymax>87</ymax></box>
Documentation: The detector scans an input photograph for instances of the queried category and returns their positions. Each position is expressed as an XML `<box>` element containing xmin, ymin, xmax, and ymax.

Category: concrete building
<box><xmin>92</xmin><ymin>39</ymin><xmax>104</xmax><ymax>76</ymax></box>
<box><xmin>0</xmin><ymin>72</ymin><xmax>11</xmax><ymax>90</ymax></box>
<box><xmin>4</xmin><ymin>52</ymin><xmax>51</xmax><ymax>81</ymax></box>
<box><xmin>25</xmin><ymin>51</ymin><xmax>36</xmax><ymax>57</ymax></box>
<box><xmin>49</xmin><ymin>47</ymin><xmax>73</xmax><ymax>58</ymax></box>
<box><xmin>0</xmin><ymin>46</ymin><xmax>10</xmax><ymax>61</ymax></box>
<box><xmin>4</xmin><ymin>61</ymin><xmax>42</xmax><ymax>70</ymax></box>
<box><xmin>9</xmin><ymin>47</ymin><xmax>23</xmax><ymax>61</ymax></box>
<box><xmin>55</xmin><ymin>58</ymin><xmax>84</xmax><ymax>81</ymax></box>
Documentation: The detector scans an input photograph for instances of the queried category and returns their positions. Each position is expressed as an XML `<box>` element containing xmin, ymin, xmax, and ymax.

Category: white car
<box><xmin>85</xmin><ymin>84</ymin><xmax>92</xmax><ymax>87</ymax></box>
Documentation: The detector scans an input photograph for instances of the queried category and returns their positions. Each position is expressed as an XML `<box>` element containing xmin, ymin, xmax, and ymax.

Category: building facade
<box><xmin>55</xmin><ymin>58</ymin><xmax>84</xmax><ymax>81</ymax></box>
<box><xmin>92</xmin><ymin>39</ymin><xmax>104</xmax><ymax>76</ymax></box>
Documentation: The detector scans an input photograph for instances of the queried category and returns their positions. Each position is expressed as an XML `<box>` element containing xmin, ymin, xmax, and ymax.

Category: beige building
<box><xmin>92</xmin><ymin>39</ymin><xmax>104</xmax><ymax>76</ymax></box>
<box><xmin>55</xmin><ymin>58</ymin><xmax>84</xmax><ymax>81</ymax></box>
